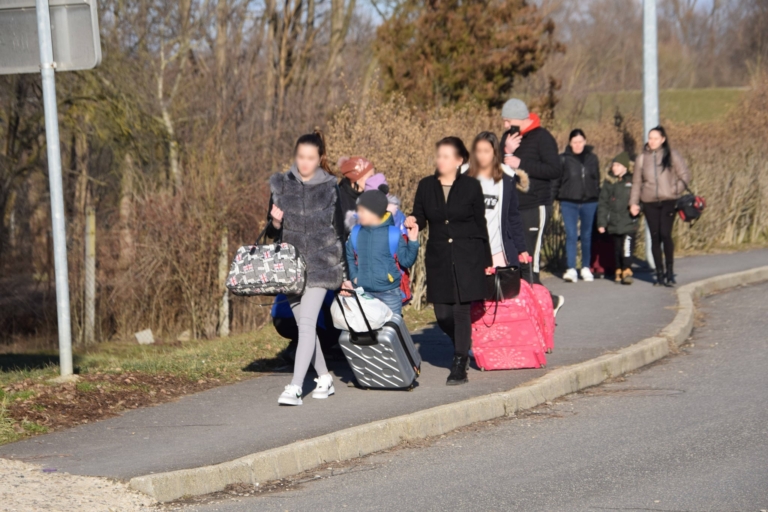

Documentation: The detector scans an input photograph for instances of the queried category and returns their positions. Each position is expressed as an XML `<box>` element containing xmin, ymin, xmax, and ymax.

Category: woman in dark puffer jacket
<box><xmin>557</xmin><ymin>129</ymin><xmax>601</xmax><ymax>283</ymax></box>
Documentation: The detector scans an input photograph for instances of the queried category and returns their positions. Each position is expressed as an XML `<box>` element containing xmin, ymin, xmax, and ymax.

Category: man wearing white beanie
<box><xmin>500</xmin><ymin>98</ymin><xmax>564</xmax><ymax>316</ymax></box>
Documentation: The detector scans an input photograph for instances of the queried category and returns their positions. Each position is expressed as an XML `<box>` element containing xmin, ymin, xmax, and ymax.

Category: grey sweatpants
<box><xmin>289</xmin><ymin>287</ymin><xmax>329</xmax><ymax>387</ymax></box>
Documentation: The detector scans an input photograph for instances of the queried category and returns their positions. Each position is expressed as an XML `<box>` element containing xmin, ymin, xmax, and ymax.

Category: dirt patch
<box><xmin>2</xmin><ymin>372</ymin><xmax>227</xmax><ymax>438</ymax></box>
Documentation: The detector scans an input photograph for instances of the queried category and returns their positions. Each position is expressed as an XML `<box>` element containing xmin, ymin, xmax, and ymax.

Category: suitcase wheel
<box><xmin>540</xmin><ymin>364</ymin><xmax>546</xmax><ymax>368</ymax></box>
<box><xmin>480</xmin><ymin>367</ymin><xmax>485</xmax><ymax>372</ymax></box>
<box><xmin>546</xmin><ymin>348</ymin><xmax>553</xmax><ymax>354</ymax></box>
<box><xmin>407</xmin><ymin>384</ymin><xmax>415</xmax><ymax>392</ymax></box>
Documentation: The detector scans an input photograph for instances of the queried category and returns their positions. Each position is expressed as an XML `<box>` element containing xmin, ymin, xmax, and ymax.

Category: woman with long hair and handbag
<box><xmin>629</xmin><ymin>126</ymin><xmax>691</xmax><ymax>286</ymax></box>
<box><xmin>266</xmin><ymin>130</ymin><xmax>352</xmax><ymax>406</ymax></box>
<box><xmin>466</xmin><ymin>131</ymin><xmax>530</xmax><ymax>269</ymax></box>
<box><xmin>405</xmin><ymin>137</ymin><xmax>492</xmax><ymax>385</ymax></box>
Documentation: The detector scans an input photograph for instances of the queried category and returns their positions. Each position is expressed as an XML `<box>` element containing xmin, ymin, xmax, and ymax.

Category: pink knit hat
<box><xmin>364</xmin><ymin>173</ymin><xmax>389</xmax><ymax>193</ymax></box>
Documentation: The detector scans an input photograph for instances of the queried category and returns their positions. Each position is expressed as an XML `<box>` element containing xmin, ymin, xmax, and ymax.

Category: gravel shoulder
<box><xmin>0</xmin><ymin>458</ymin><xmax>157</xmax><ymax>512</ymax></box>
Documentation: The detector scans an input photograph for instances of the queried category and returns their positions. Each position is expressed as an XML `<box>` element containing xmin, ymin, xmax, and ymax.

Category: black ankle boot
<box><xmin>446</xmin><ymin>355</ymin><xmax>469</xmax><ymax>386</ymax></box>
<box><xmin>654</xmin><ymin>270</ymin><xmax>666</xmax><ymax>287</ymax></box>
<box><xmin>666</xmin><ymin>264</ymin><xmax>676</xmax><ymax>287</ymax></box>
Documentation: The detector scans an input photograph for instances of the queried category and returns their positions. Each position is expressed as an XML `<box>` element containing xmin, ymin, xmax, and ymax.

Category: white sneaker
<box><xmin>312</xmin><ymin>374</ymin><xmax>335</xmax><ymax>399</ymax></box>
<box><xmin>278</xmin><ymin>384</ymin><xmax>303</xmax><ymax>406</ymax></box>
<box><xmin>580</xmin><ymin>267</ymin><xmax>594</xmax><ymax>282</ymax></box>
<box><xmin>553</xmin><ymin>294</ymin><xmax>565</xmax><ymax>318</ymax></box>
<box><xmin>563</xmin><ymin>268</ymin><xmax>578</xmax><ymax>282</ymax></box>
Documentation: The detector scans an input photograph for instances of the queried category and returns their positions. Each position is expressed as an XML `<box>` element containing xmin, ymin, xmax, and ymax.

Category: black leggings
<box><xmin>433</xmin><ymin>270</ymin><xmax>473</xmax><ymax>357</ymax></box>
<box><xmin>433</xmin><ymin>302</ymin><xmax>472</xmax><ymax>357</ymax></box>
<box><xmin>643</xmin><ymin>200</ymin><xmax>676</xmax><ymax>270</ymax></box>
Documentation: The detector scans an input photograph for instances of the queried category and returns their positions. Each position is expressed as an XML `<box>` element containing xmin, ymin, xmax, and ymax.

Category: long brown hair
<box><xmin>295</xmin><ymin>128</ymin><xmax>333</xmax><ymax>175</ymax></box>
<box><xmin>468</xmin><ymin>131</ymin><xmax>503</xmax><ymax>182</ymax></box>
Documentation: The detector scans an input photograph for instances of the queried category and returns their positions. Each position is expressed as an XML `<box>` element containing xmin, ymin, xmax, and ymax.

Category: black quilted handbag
<box><xmin>226</xmin><ymin>227</ymin><xmax>306</xmax><ymax>297</ymax></box>
<box><xmin>485</xmin><ymin>265</ymin><xmax>522</xmax><ymax>302</ymax></box>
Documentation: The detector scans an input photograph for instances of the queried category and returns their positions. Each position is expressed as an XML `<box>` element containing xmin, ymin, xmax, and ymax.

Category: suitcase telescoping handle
<box><xmin>483</xmin><ymin>263</ymin><xmax>533</xmax><ymax>328</ymax></box>
<box><xmin>522</xmin><ymin>261</ymin><xmax>534</xmax><ymax>286</ymax></box>
<box><xmin>336</xmin><ymin>288</ymin><xmax>379</xmax><ymax>346</ymax></box>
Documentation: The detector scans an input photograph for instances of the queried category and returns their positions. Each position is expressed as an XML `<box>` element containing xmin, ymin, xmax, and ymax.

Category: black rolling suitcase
<box><xmin>338</xmin><ymin>313</ymin><xmax>421</xmax><ymax>391</ymax></box>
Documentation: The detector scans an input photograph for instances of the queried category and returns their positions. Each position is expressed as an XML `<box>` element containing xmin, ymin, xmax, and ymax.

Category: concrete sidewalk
<box><xmin>186</xmin><ymin>281</ymin><xmax>768</xmax><ymax>512</ymax></box>
<box><xmin>1</xmin><ymin>249</ymin><xmax>766</xmax><ymax>481</ymax></box>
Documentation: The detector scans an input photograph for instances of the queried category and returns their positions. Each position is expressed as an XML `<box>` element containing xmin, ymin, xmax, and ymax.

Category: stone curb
<box><xmin>130</xmin><ymin>266</ymin><xmax>768</xmax><ymax>502</ymax></box>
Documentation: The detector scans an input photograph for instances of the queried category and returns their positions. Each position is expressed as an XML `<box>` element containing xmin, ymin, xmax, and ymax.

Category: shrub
<box><xmin>327</xmin><ymin>81</ymin><xmax>768</xmax><ymax>306</ymax></box>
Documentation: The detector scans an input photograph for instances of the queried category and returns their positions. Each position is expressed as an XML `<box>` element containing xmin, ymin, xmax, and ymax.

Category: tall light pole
<box><xmin>642</xmin><ymin>0</ymin><xmax>658</xmax><ymax>270</ymax></box>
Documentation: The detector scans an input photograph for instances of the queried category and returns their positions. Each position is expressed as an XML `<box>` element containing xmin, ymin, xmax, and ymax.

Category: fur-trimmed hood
<box><xmin>604</xmin><ymin>169</ymin><xmax>632</xmax><ymax>185</ymax></box>
<box><xmin>515</xmin><ymin>169</ymin><xmax>530</xmax><ymax>193</ymax></box>
<box><xmin>344</xmin><ymin>192</ymin><xmax>403</xmax><ymax>231</ymax></box>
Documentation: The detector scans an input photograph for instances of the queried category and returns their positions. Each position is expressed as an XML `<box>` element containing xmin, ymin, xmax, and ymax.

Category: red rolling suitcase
<box><xmin>470</xmin><ymin>282</ymin><xmax>547</xmax><ymax>370</ymax></box>
<box><xmin>531</xmin><ymin>284</ymin><xmax>555</xmax><ymax>353</ymax></box>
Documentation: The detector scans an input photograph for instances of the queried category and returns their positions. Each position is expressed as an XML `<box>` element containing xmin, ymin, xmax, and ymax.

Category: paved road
<box><xmin>1</xmin><ymin>250</ymin><xmax>766</xmax><ymax>480</ymax></box>
<box><xmin>188</xmin><ymin>280</ymin><xmax>768</xmax><ymax>512</ymax></box>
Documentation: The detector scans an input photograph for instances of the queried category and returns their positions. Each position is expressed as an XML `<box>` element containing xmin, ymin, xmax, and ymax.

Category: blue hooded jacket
<box><xmin>345</xmin><ymin>213</ymin><xmax>419</xmax><ymax>292</ymax></box>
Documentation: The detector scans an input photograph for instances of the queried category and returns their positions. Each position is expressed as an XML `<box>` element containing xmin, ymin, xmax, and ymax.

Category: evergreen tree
<box><xmin>376</xmin><ymin>0</ymin><xmax>562</xmax><ymax>108</ymax></box>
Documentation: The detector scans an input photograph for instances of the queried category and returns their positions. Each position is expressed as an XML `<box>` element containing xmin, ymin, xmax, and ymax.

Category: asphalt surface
<box><xmin>0</xmin><ymin>249</ymin><xmax>766</xmax><ymax>480</ymax></box>
<box><xmin>187</xmin><ymin>280</ymin><xmax>768</xmax><ymax>512</ymax></box>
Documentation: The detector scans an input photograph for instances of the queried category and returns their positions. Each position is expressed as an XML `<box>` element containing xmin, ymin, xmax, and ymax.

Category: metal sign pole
<box><xmin>642</xmin><ymin>0</ymin><xmax>658</xmax><ymax>270</ymax></box>
<box><xmin>36</xmin><ymin>0</ymin><xmax>73</xmax><ymax>376</ymax></box>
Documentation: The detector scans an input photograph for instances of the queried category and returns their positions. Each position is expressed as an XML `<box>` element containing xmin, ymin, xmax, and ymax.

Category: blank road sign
<box><xmin>0</xmin><ymin>0</ymin><xmax>101</xmax><ymax>75</ymax></box>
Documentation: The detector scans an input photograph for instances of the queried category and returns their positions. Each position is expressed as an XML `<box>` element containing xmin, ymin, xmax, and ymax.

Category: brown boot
<box><xmin>621</xmin><ymin>268</ymin><xmax>634</xmax><ymax>285</ymax></box>
<box><xmin>614</xmin><ymin>269</ymin><xmax>622</xmax><ymax>283</ymax></box>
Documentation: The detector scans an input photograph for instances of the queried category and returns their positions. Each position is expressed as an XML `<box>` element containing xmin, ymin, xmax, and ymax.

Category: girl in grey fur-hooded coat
<box><xmin>265</xmin><ymin>165</ymin><xmax>348</xmax><ymax>290</ymax></box>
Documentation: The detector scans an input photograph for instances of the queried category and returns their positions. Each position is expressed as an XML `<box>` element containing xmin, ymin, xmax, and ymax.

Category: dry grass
<box><xmin>0</xmin><ymin>324</ymin><xmax>292</xmax><ymax>445</ymax></box>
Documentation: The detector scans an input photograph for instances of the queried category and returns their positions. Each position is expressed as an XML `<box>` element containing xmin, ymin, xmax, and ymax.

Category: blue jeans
<box><xmin>560</xmin><ymin>200</ymin><xmax>598</xmax><ymax>269</ymax></box>
<box><xmin>369</xmin><ymin>288</ymin><xmax>403</xmax><ymax>317</ymax></box>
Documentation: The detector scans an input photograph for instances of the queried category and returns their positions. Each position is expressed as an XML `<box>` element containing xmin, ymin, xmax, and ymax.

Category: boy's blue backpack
<box><xmin>350</xmin><ymin>224</ymin><xmax>413</xmax><ymax>305</ymax></box>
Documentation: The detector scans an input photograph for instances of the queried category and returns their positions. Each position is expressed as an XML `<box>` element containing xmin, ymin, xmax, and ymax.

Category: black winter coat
<box><xmin>597</xmin><ymin>171</ymin><xmax>638</xmax><ymax>235</ymax></box>
<box><xmin>498</xmin><ymin>172</ymin><xmax>529</xmax><ymax>262</ymax></box>
<box><xmin>412</xmin><ymin>171</ymin><xmax>492</xmax><ymax>304</ymax></box>
<box><xmin>556</xmin><ymin>146</ymin><xmax>600</xmax><ymax>202</ymax></box>
<box><xmin>510</xmin><ymin>126</ymin><xmax>562</xmax><ymax>210</ymax></box>
<box><xmin>338</xmin><ymin>178</ymin><xmax>362</xmax><ymax>228</ymax></box>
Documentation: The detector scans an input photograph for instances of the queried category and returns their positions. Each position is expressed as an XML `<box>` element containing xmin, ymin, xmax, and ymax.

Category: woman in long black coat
<box><xmin>405</xmin><ymin>136</ymin><xmax>492</xmax><ymax>385</ymax></box>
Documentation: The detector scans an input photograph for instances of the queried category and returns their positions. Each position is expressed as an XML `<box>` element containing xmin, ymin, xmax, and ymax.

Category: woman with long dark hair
<box><xmin>557</xmin><ymin>128</ymin><xmax>601</xmax><ymax>283</ymax></box>
<box><xmin>266</xmin><ymin>130</ymin><xmax>352</xmax><ymax>405</ymax></box>
<box><xmin>405</xmin><ymin>137</ymin><xmax>492</xmax><ymax>385</ymax></box>
<box><xmin>467</xmin><ymin>131</ymin><xmax>530</xmax><ymax>268</ymax></box>
<box><xmin>629</xmin><ymin>126</ymin><xmax>691</xmax><ymax>286</ymax></box>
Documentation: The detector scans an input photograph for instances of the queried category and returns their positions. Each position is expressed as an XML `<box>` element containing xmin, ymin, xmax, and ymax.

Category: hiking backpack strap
<box><xmin>387</xmin><ymin>225</ymin><xmax>400</xmax><ymax>258</ymax></box>
<box><xmin>350</xmin><ymin>224</ymin><xmax>361</xmax><ymax>254</ymax></box>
